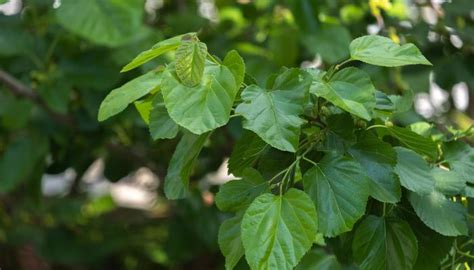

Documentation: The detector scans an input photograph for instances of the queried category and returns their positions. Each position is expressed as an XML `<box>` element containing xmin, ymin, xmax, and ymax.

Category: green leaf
<box><xmin>394</xmin><ymin>147</ymin><xmax>434</xmax><ymax>194</ymax></box>
<box><xmin>215</xmin><ymin>168</ymin><xmax>269</xmax><ymax>212</ymax></box>
<box><xmin>0</xmin><ymin>27</ymin><xmax>34</xmax><ymax>57</ymax></box>
<box><xmin>56</xmin><ymin>0</ymin><xmax>144</xmax><ymax>47</ymax></box>
<box><xmin>98</xmin><ymin>71</ymin><xmax>161</xmax><ymax>121</ymax></box>
<box><xmin>161</xmin><ymin>61</ymin><xmax>238</xmax><ymax>134</ymax></box>
<box><xmin>223</xmin><ymin>50</ymin><xmax>246</xmax><ymax>88</ymax></box>
<box><xmin>228</xmin><ymin>131</ymin><xmax>268</xmax><ymax>176</ymax></box>
<box><xmin>121</xmin><ymin>34</ymin><xmax>192</xmax><ymax>72</ymax></box>
<box><xmin>389</xmin><ymin>89</ymin><xmax>414</xmax><ymax>113</ymax></box>
<box><xmin>303</xmin><ymin>153</ymin><xmax>369</xmax><ymax>236</ymax></box>
<box><xmin>349</xmin><ymin>35</ymin><xmax>431</xmax><ymax>67</ymax></box>
<box><xmin>309</xmin><ymin>67</ymin><xmax>375</xmax><ymax>120</ymax></box>
<box><xmin>296</xmin><ymin>249</ymin><xmax>342</xmax><ymax>270</ymax></box>
<box><xmin>349</xmin><ymin>132</ymin><xmax>401</xmax><ymax>203</ymax></box>
<box><xmin>374</xmin><ymin>90</ymin><xmax>395</xmax><ymax>111</ymax></box>
<box><xmin>241</xmin><ymin>189</ymin><xmax>318</xmax><ymax>270</ymax></box>
<box><xmin>0</xmin><ymin>135</ymin><xmax>48</xmax><ymax>193</ymax></box>
<box><xmin>164</xmin><ymin>132</ymin><xmax>210</xmax><ymax>199</ymax></box>
<box><xmin>219</xmin><ymin>211</ymin><xmax>245</xmax><ymax>270</ymax></box>
<box><xmin>431</xmin><ymin>168</ymin><xmax>466</xmax><ymax>196</ymax></box>
<box><xmin>175</xmin><ymin>38</ymin><xmax>208</xmax><ymax>87</ymax></box>
<box><xmin>444</xmin><ymin>141</ymin><xmax>474</xmax><ymax>184</ymax></box>
<box><xmin>149</xmin><ymin>93</ymin><xmax>179</xmax><ymax>140</ymax></box>
<box><xmin>236</xmin><ymin>68</ymin><xmax>312</xmax><ymax>152</ymax></box>
<box><xmin>386</xmin><ymin>126</ymin><xmax>438</xmax><ymax>160</ymax></box>
<box><xmin>409</xmin><ymin>191</ymin><xmax>468</xmax><ymax>236</ymax></box>
<box><xmin>464</xmin><ymin>185</ymin><xmax>474</xmax><ymax>198</ymax></box>
<box><xmin>352</xmin><ymin>215</ymin><xmax>418</xmax><ymax>270</ymax></box>
<box><xmin>134</xmin><ymin>95</ymin><xmax>154</xmax><ymax>124</ymax></box>
<box><xmin>302</xmin><ymin>24</ymin><xmax>351</xmax><ymax>64</ymax></box>
<box><xmin>326</xmin><ymin>113</ymin><xmax>356</xmax><ymax>142</ymax></box>
<box><xmin>409</xmin><ymin>218</ymin><xmax>454</xmax><ymax>270</ymax></box>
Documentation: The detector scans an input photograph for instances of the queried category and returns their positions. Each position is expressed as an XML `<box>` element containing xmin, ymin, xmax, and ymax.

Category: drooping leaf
<box><xmin>385</xmin><ymin>126</ymin><xmax>438</xmax><ymax>160</ymax></box>
<box><xmin>431</xmin><ymin>168</ymin><xmax>466</xmax><ymax>196</ymax></box>
<box><xmin>149</xmin><ymin>93</ymin><xmax>179</xmax><ymax>140</ymax></box>
<box><xmin>121</xmin><ymin>34</ymin><xmax>192</xmax><ymax>72</ymax></box>
<box><xmin>394</xmin><ymin>147</ymin><xmax>434</xmax><ymax>194</ymax></box>
<box><xmin>56</xmin><ymin>0</ymin><xmax>144</xmax><ymax>47</ymax></box>
<box><xmin>223</xmin><ymin>50</ymin><xmax>246</xmax><ymax>88</ymax></box>
<box><xmin>228</xmin><ymin>131</ymin><xmax>268</xmax><ymax>176</ymax></box>
<box><xmin>236</xmin><ymin>68</ymin><xmax>312</xmax><ymax>152</ymax></box>
<box><xmin>352</xmin><ymin>215</ymin><xmax>418</xmax><ymax>270</ymax></box>
<box><xmin>98</xmin><ymin>71</ymin><xmax>161</xmax><ymax>121</ymax></box>
<box><xmin>241</xmin><ymin>189</ymin><xmax>318</xmax><ymax>270</ymax></box>
<box><xmin>444</xmin><ymin>141</ymin><xmax>474</xmax><ymax>183</ymax></box>
<box><xmin>349</xmin><ymin>132</ymin><xmax>401</xmax><ymax>203</ymax></box>
<box><xmin>161</xmin><ymin>61</ymin><xmax>238</xmax><ymax>134</ymax></box>
<box><xmin>215</xmin><ymin>168</ymin><xmax>269</xmax><ymax>212</ymax></box>
<box><xmin>164</xmin><ymin>132</ymin><xmax>210</xmax><ymax>199</ymax></box>
<box><xmin>296</xmin><ymin>249</ymin><xmax>342</xmax><ymax>270</ymax></box>
<box><xmin>409</xmin><ymin>191</ymin><xmax>468</xmax><ymax>236</ymax></box>
<box><xmin>349</xmin><ymin>35</ymin><xmax>431</xmax><ymax>67</ymax></box>
<box><xmin>219</xmin><ymin>211</ymin><xmax>245</xmax><ymax>270</ymax></box>
<box><xmin>303</xmin><ymin>153</ymin><xmax>369</xmax><ymax>236</ymax></box>
<box><xmin>175</xmin><ymin>38</ymin><xmax>208</xmax><ymax>87</ymax></box>
<box><xmin>309</xmin><ymin>67</ymin><xmax>376</xmax><ymax>120</ymax></box>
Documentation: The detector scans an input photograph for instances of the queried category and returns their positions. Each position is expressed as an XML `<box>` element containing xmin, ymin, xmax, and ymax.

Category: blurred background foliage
<box><xmin>0</xmin><ymin>0</ymin><xmax>473</xmax><ymax>269</ymax></box>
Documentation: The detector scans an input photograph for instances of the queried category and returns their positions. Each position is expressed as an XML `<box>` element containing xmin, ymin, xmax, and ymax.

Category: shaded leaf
<box><xmin>149</xmin><ymin>93</ymin><xmax>179</xmax><ymax>140</ymax></box>
<box><xmin>219</xmin><ymin>211</ymin><xmax>245</xmax><ymax>270</ymax></box>
<box><xmin>394</xmin><ymin>147</ymin><xmax>434</xmax><ymax>194</ymax></box>
<box><xmin>309</xmin><ymin>67</ymin><xmax>376</xmax><ymax>120</ymax></box>
<box><xmin>0</xmin><ymin>135</ymin><xmax>48</xmax><ymax>193</ymax></box>
<box><xmin>409</xmin><ymin>191</ymin><xmax>468</xmax><ymax>236</ymax></box>
<box><xmin>215</xmin><ymin>168</ymin><xmax>268</xmax><ymax>212</ymax></box>
<box><xmin>228</xmin><ymin>131</ymin><xmax>268</xmax><ymax>177</ymax></box>
<box><xmin>296</xmin><ymin>249</ymin><xmax>341</xmax><ymax>270</ymax></box>
<box><xmin>303</xmin><ymin>153</ymin><xmax>369</xmax><ymax>236</ymax></box>
<box><xmin>444</xmin><ymin>141</ymin><xmax>474</xmax><ymax>184</ymax></box>
<box><xmin>432</xmin><ymin>168</ymin><xmax>466</xmax><ymax>196</ymax></box>
<box><xmin>353</xmin><ymin>215</ymin><xmax>418</xmax><ymax>270</ymax></box>
<box><xmin>386</xmin><ymin>126</ymin><xmax>438</xmax><ymax>160</ymax></box>
<box><xmin>349</xmin><ymin>132</ymin><xmax>401</xmax><ymax>203</ymax></box>
<box><xmin>56</xmin><ymin>0</ymin><xmax>144</xmax><ymax>47</ymax></box>
<box><xmin>164</xmin><ymin>132</ymin><xmax>210</xmax><ymax>199</ymax></box>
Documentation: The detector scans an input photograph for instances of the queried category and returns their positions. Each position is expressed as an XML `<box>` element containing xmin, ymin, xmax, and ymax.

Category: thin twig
<box><xmin>0</xmin><ymin>68</ymin><xmax>75</xmax><ymax>128</ymax></box>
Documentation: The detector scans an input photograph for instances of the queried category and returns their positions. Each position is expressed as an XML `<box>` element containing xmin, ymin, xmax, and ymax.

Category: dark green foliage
<box><xmin>1</xmin><ymin>0</ymin><xmax>473</xmax><ymax>269</ymax></box>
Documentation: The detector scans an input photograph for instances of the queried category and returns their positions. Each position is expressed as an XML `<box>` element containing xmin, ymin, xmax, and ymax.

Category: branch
<box><xmin>0</xmin><ymin>68</ymin><xmax>75</xmax><ymax>128</ymax></box>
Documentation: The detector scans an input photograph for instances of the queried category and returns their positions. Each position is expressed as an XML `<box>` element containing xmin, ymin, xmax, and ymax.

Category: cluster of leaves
<box><xmin>99</xmin><ymin>32</ymin><xmax>473</xmax><ymax>269</ymax></box>
<box><xmin>1</xmin><ymin>0</ymin><xmax>473</xmax><ymax>269</ymax></box>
